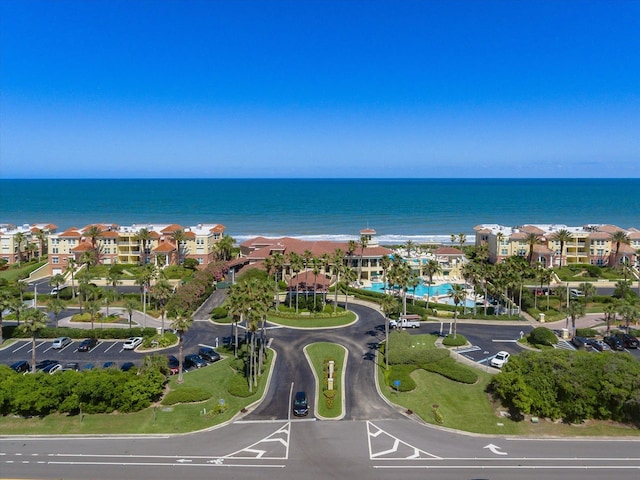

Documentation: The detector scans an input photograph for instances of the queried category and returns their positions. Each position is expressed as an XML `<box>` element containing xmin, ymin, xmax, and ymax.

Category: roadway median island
<box><xmin>304</xmin><ymin>342</ymin><xmax>347</xmax><ymax>419</ymax></box>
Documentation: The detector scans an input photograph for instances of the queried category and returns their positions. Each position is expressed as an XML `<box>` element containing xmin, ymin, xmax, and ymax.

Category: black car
<box><xmin>121</xmin><ymin>362</ymin><xmax>136</xmax><ymax>372</ymax></box>
<box><xmin>35</xmin><ymin>359</ymin><xmax>58</xmax><ymax>371</ymax></box>
<box><xmin>603</xmin><ymin>335</ymin><xmax>625</xmax><ymax>351</ymax></box>
<box><xmin>198</xmin><ymin>347</ymin><xmax>221</xmax><ymax>363</ymax></box>
<box><xmin>570</xmin><ymin>336</ymin><xmax>591</xmax><ymax>351</ymax></box>
<box><xmin>615</xmin><ymin>333</ymin><xmax>639</xmax><ymax>349</ymax></box>
<box><xmin>184</xmin><ymin>354</ymin><xmax>207</xmax><ymax>369</ymax></box>
<box><xmin>10</xmin><ymin>360</ymin><xmax>30</xmax><ymax>373</ymax></box>
<box><xmin>293</xmin><ymin>391</ymin><xmax>309</xmax><ymax>417</ymax></box>
<box><xmin>78</xmin><ymin>338</ymin><xmax>98</xmax><ymax>352</ymax></box>
<box><xmin>62</xmin><ymin>362</ymin><xmax>80</xmax><ymax>371</ymax></box>
<box><xmin>167</xmin><ymin>355</ymin><xmax>180</xmax><ymax>375</ymax></box>
<box><xmin>103</xmin><ymin>361</ymin><xmax>117</xmax><ymax>369</ymax></box>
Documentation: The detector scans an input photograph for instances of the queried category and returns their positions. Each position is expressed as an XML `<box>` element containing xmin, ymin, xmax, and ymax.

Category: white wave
<box><xmin>232</xmin><ymin>233</ymin><xmax>465</xmax><ymax>245</ymax></box>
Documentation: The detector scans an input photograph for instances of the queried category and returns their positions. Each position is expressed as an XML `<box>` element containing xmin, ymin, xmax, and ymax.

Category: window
<box><xmin>52</xmin><ymin>247</ymin><xmax>59</xmax><ymax>254</ymax></box>
<box><xmin>52</xmin><ymin>257</ymin><xmax>59</xmax><ymax>264</ymax></box>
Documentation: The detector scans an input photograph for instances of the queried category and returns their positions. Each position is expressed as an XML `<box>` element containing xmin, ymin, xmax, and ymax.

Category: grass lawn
<box><xmin>305</xmin><ymin>342</ymin><xmax>345</xmax><ymax>418</ymax></box>
<box><xmin>267</xmin><ymin>310</ymin><xmax>356</xmax><ymax>328</ymax></box>
<box><xmin>0</xmin><ymin>260</ymin><xmax>47</xmax><ymax>282</ymax></box>
<box><xmin>378</xmin><ymin>335</ymin><xmax>640</xmax><ymax>437</ymax></box>
<box><xmin>0</xmin><ymin>351</ymin><xmax>273</xmax><ymax>435</ymax></box>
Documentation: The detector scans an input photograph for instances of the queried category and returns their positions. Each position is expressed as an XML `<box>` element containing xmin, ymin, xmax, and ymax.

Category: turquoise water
<box><xmin>1</xmin><ymin>178</ymin><xmax>638</xmax><ymax>241</ymax></box>
<box><xmin>368</xmin><ymin>282</ymin><xmax>455</xmax><ymax>297</ymax></box>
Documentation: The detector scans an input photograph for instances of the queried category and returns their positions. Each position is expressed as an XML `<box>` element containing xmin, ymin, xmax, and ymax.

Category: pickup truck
<box><xmin>389</xmin><ymin>316</ymin><xmax>421</xmax><ymax>329</ymax></box>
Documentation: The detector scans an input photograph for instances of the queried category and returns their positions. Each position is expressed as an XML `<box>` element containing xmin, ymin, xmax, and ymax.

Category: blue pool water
<box><xmin>368</xmin><ymin>282</ymin><xmax>455</xmax><ymax>298</ymax></box>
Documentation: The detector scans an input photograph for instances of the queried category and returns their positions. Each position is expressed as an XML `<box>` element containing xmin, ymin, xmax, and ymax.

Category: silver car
<box><xmin>52</xmin><ymin>337</ymin><xmax>72</xmax><ymax>349</ymax></box>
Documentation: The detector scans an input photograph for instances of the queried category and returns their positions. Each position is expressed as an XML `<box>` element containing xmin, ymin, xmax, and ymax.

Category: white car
<box><xmin>490</xmin><ymin>351</ymin><xmax>510</xmax><ymax>369</ymax></box>
<box><xmin>123</xmin><ymin>337</ymin><xmax>143</xmax><ymax>350</ymax></box>
<box><xmin>52</xmin><ymin>336</ymin><xmax>72</xmax><ymax>349</ymax></box>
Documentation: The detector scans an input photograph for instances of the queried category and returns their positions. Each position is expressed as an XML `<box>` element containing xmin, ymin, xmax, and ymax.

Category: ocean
<box><xmin>1</xmin><ymin>178</ymin><xmax>639</xmax><ymax>244</ymax></box>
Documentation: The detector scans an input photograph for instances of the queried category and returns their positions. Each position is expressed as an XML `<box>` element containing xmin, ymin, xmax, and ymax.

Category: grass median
<box><xmin>305</xmin><ymin>342</ymin><xmax>346</xmax><ymax>419</ymax></box>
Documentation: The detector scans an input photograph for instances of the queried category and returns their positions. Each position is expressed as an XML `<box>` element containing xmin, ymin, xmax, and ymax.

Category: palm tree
<box><xmin>405</xmin><ymin>240</ymin><xmax>415</xmax><ymax>258</ymax></box>
<box><xmin>23</xmin><ymin>307</ymin><xmax>48</xmax><ymax>373</ymax></box>
<box><xmin>152</xmin><ymin>278</ymin><xmax>173</xmax><ymax>334</ymax></box>
<box><xmin>271</xmin><ymin>252</ymin><xmax>286</xmax><ymax>310</ymax></box>
<box><xmin>215</xmin><ymin>234</ymin><xmax>235</xmax><ymax>261</ymax></box>
<box><xmin>422</xmin><ymin>259</ymin><xmax>442</xmax><ymax>309</ymax></box>
<box><xmin>358</xmin><ymin>234</ymin><xmax>369</xmax><ymax>281</ymax></box>
<box><xmin>26</xmin><ymin>242</ymin><xmax>38</xmax><ymax>261</ymax></box>
<box><xmin>9</xmin><ymin>297</ymin><xmax>25</xmax><ymax>326</ymax></box>
<box><xmin>46</xmin><ymin>297</ymin><xmax>66</xmax><ymax>328</ymax></box>
<box><xmin>567</xmin><ymin>299</ymin><xmax>586</xmax><ymax>335</ymax></box>
<box><xmin>34</xmin><ymin>228</ymin><xmax>48</xmax><ymax>260</ymax></box>
<box><xmin>102</xmin><ymin>287</ymin><xmax>120</xmax><ymax>318</ymax></box>
<box><xmin>49</xmin><ymin>273</ymin><xmax>66</xmax><ymax>298</ymax></box>
<box><xmin>14</xmin><ymin>232</ymin><xmax>25</xmax><ymax>267</ymax></box>
<box><xmin>524</xmin><ymin>232</ymin><xmax>541</xmax><ymax>265</ymax></box>
<box><xmin>80</xmin><ymin>250</ymin><xmax>96</xmax><ymax>271</ymax></box>
<box><xmin>66</xmin><ymin>257</ymin><xmax>78</xmax><ymax>298</ymax></box>
<box><xmin>551</xmin><ymin>229</ymin><xmax>573</xmax><ymax>267</ymax></box>
<box><xmin>390</xmin><ymin>259</ymin><xmax>411</xmax><ymax>316</ymax></box>
<box><xmin>458</xmin><ymin>233</ymin><xmax>466</xmax><ymax>250</ymax></box>
<box><xmin>171</xmin><ymin>229</ymin><xmax>187</xmax><ymax>266</ymax></box>
<box><xmin>331</xmin><ymin>249</ymin><xmax>345</xmax><ymax>314</ymax></box>
<box><xmin>380</xmin><ymin>254</ymin><xmax>391</xmax><ymax>295</ymax></box>
<box><xmin>461</xmin><ymin>262</ymin><xmax>481</xmax><ymax>316</ymax></box>
<box><xmin>227</xmin><ymin>284</ymin><xmax>248</xmax><ymax>357</ymax></box>
<box><xmin>448</xmin><ymin>283</ymin><xmax>466</xmax><ymax>339</ymax></box>
<box><xmin>171</xmin><ymin>308</ymin><xmax>193</xmax><ymax>384</ymax></box>
<box><xmin>84</xmin><ymin>225</ymin><xmax>102</xmax><ymax>264</ymax></box>
<box><xmin>618</xmin><ymin>301</ymin><xmax>639</xmax><ymax>332</ymax></box>
<box><xmin>604</xmin><ymin>303</ymin><xmax>617</xmax><ymax>335</ymax></box>
<box><xmin>380</xmin><ymin>294</ymin><xmax>399</xmax><ymax>371</ymax></box>
<box><xmin>123</xmin><ymin>297</ymin><xmax>138</xmax><ymax>329</ymax></box>
<box><xmin>106</xmin><ymin>267</ymin><xmax>124</xmax><ymax>290</ymax></box>
<box><xmin>0</xmin><ymin>289</ymin><xmax>13</xmax><ymax>344</ymax></box>
<box><xmin>610</xmin><ymin>230</ymin><xmax>631</xmax><ymax>265</ymax></box>
<box><xmin>302</xmin><ymin>250</ymin><xmax>313</xmax><ymax>300</ymax></box>
<box><xmin>288</xmin><ymin>252</ymin><xmax>303</xmax><ymax>313</ymax></box>
<box><xmin>579</xmin><ymin>282</ymin><xmax>596</xmax><ymax>304</ymax></box>
<box><xmin>347</xmin><ymin>240</ymin><xmax>358</xmax><ymax>277</ymax></box>
<box><xmin>341</xmin><ymin>266</ymin><xmax>356</xmax><ymax>311</ymax></box>
<box><xmin>312</xmin><ymin>257</ymin><xmax>322</xmax><ymax>309</ymax></box>
<box><xmin>86</xmin><ymin>300</ymin><xmax>101</xmax><ymax>330</ymax></box>
<box><xmin>409</xmin><ymin>272</ymin><xmax>420</xmax><ymax>305</ymax></box>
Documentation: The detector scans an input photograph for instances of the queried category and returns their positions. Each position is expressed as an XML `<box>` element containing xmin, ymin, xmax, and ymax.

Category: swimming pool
<box><xmin>367</xmin><ymin>281</ymin><xmax>455</xmax><ymax>298</ymax></box>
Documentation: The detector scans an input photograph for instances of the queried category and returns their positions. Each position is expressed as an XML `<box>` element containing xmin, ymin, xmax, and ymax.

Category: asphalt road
<box><xmin>2</xmin><ymin>295</ymin><xmax>639</xmax><ymax>479</ymax></box>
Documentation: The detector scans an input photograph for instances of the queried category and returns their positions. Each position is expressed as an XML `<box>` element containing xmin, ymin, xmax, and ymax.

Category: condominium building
<box><xmin>0</xmin><ymin>223</ymin><xmax>58</xmax><ymax>266</ymax></box>
<box><xmin>47</xmin><ymin>222</ymin><xmax>225</xmax><ymax>275</ymax></box>
<box><xmin>233</xmin><ymin>229</ymin><xmax>393</xmax><ymax>285</ymax></box>
<box><xmin>474</xmin><ymin>223</ymin><xmax>640</xmax><ymax>267</ymax></box>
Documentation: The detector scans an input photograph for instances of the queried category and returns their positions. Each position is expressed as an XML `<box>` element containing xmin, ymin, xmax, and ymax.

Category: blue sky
<box><xmin>1</xmin><ymin>0</ymin><xmax>638</xmax><ymax>178</ymax></box>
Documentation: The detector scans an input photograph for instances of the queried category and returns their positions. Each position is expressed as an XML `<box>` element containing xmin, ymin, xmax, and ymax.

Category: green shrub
<box><xmin>387</xmin><ymin>364</ymin><xmax>417</xmax><ymax>391</ymax></box>
<box><xmin>227</xmin><ymin>373</ymin><xmax>252</xmax><ymax>397</ymax></box>
<box><xmin>575</xmin><ymin>328</ymin><xmax>598</xmax><ymax>338</ymax></box>
<box><xmin>528</xmin><ymin>327</ymin><xmax>558</xmax><ymax>346</ymax></box>
<box><xmin>442</xmin><ymin>334</ymin><xmax>467</xmax><ymax>347</ymax></box>
<box><xmin>211</xmin><ymin>307</ymin><xmax>228</xmax><ymax>319</ymax></box>
<box><xmin>422</xmin><ymin>357</ymin><xmax>478</xmax><ymax>384</ymax></box>
<box><xmin>8</xmin><ymin>326</ymin><xmax>155</xmax><ymax>340</ymax></box>
<box><xmin>161</xmin><ymin>387</ymin><xmax>212</xmax><ymax>405</ymax></box>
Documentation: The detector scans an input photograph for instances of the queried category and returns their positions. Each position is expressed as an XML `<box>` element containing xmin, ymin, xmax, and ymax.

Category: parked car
<box><xmin>83</xmin><ymin>363</ymin><xmax>96</xmax><ymax>370</ymax></box>
<box><xmin>184</xmin><ymin>354</ymin><xmax>207</xmax><ymax>369</ymax></box>
<box><xmin>603</xmin><ymin>335</ymin><xmax>625</xmax><ymax>351</ymax></box>
<box><xmin>293</xmin><ymin>391</ymin><xmax>309</xmax><ymax>416</ymax></box>
<box><xmin>78</xmin><ymin>338</ymin><xmax>98</xmax><ymax>352</ymax></box>
<box><xmin>103</xmin><ymin>361</ymin><xmax>117</xmax><ymax>369</ymax></box>
<box><xmin>570</xmin><ymin>289</ymin><xmax>585</xmax><ymax>298</ymax></box>
<box><xmin>615</xmin><ymin>333</ymin><xmax>639</xmax><ymax>349</ymax></box>
<box><xmin>570</xmin><ymin>336</ymin><xmax>592</xmax><ymax>350</ymax></box>
<box><xmin>62</xmin><ymin>362</ymin><xmax>80</xmax><ymax>371</ymax></box>
<box><xmin>121</xmin><ymin>362</ymin><xmax>136</xmax><ymax>372</ymax></box>
<box><xmin>585</xmin><ymin>339</ymin><xmax>611</xmax><ymax>352</ymax></box>
<box><xmin>41</xmin><ymin>363</ymin><xmax>62</xmax><ymax>374</ymax></box>
<box><xmin>490</xmin><ymin>351</ymin><xmax>510</xmax><ymax>368</ymax></box>
<box><xmin>52</xmin><ymin>336</ymin><xmax>72</xmax><ymax>349</ymax></box>
<box><xmin>198</xmin><ymin>347</ymin><xmax>221</xmax><ymax>363</ymax></box>
<box><xmin>123</xmin><ymin>337</ymin><xmax>143</xmax><ymax>350</ymax></box>
<box><xmin>167</xmin><ymin>355</ymin><xmax>180</xmax><ymax>375</ymax></box>
<box><xmin>35</xmin><ymin>359</ymin><xmax>57</xmax><ymax>371</ymax></box>
<box><xmin>10</xmin><ymin>360</ymin><xmax>30</xmax><ymax>373</ymax></box>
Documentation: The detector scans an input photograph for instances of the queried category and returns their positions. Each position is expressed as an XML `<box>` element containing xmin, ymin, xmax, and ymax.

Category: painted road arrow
<box><xmin>484</xmin><ymin>443</ymin><xmax>508</xmax><ymax>455</ymax></box>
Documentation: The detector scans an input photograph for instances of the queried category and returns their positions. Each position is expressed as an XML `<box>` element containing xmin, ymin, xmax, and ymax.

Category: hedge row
<box><xmin>422</xmin><ymin>357</ymin><xmax>478</xmax><ymax>384</ymax></box>
<box><xmin>6</xmin><ymin>326</ymin><xmax>156</xmax><ymax>340</ymax></box>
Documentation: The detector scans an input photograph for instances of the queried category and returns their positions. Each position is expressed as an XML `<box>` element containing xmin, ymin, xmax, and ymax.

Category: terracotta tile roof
<box><xmin>240</xmin><ymin>236</ymin><xmax>392</xmax><ymax>260</ymax></box>
<box><xmin>434</xmin><ymin>247</ymin><xmax>464</xmax><ymax>255</ymax></box>
<box><xmin>589</xmin><ymin>232</ymin><xmax>611</xmax><ymax>240</ymax></box>
<box><xmin>101</xmin><ymin>231</ymin><xmax>119</xmax><ymax>238</ymax></box>
<box><xmin>150</xmin><ymin>231</ymin><xmax>161</xmax><ymax>239</ymax></box>
<box><xmin>60</xmin><ymin>229</ymin><xmax>82</xmax><ymax>238</ymax></box>
<box><xmin>211</xmin><ymin>224</ymin><xmax>225</xmax><ymax>233</ymax></box>
<box><xmin>153</xmin><ymin>242</ymin><xmax>176</xmax><ymax>253</ymax></box>
<box><xmin>360</xmin><ymin>228</ymin><xmax>376</xmax><ymax>235</ymax></box>
<box><xmin>597</xmin><ymin>224</ymin><xmax>624</xmax><ymax>233</ymax></box>
<box><xmin>288</xmin><ymin>272</ymin><xmax>331</xmax><ymax>290</ymax></box>
<box><xmin>71</xmin><ymin>241</ymin><xmax>93</xmax><ymax>252</ymax></box>
<box><xmin>521</xmin><ymin>225</ymin><xmax>546</xmax><ymax>235</ymax></box>
<box><xmin>185</xmin><ymin>231</ymin><xmax>196</xmax><ymax>239</ymax></box>
<box><xmin>161</xmin><ymin>224</ymin><xmax>184</xmax><ymax>234</ymax></box>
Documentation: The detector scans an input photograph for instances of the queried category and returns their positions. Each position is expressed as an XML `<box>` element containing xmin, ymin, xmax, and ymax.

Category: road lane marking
<box><xmin>224</xmin><ymin>422</ymin><xmax>290</xmax><ymax>460</ymax></box>
<box><xmin>367</xmin><ymin>421</ymin><xmax>441</xmax><ymax>460</ymax></box>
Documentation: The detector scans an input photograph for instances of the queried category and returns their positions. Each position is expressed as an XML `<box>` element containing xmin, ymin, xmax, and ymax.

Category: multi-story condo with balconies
<box><xmin>0</xmin><ymin>223</ymin><xmax>58</xmax><ymax>266</ymax></box>
<box><xmin>474</xmin><ymin>223</ymin><xmax>640</xmax><ymax>268</ymax></box>
<box><xmin>47</xmin><ymin>222</ymin><xmax>225</xmax><ymax>275</ymax></box>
